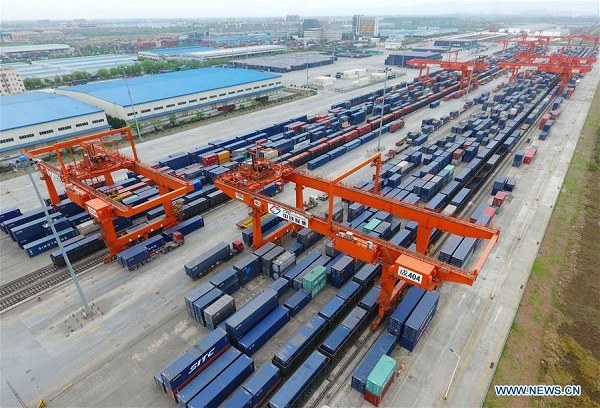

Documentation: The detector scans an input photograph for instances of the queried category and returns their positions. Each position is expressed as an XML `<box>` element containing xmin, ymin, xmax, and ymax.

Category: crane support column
<box><xmin>295</xmin><ymin>184</ymin><xmax>304</xmax><ymax>210</ymax></box>
<box><xmin>40</xmin><ymin>168</ymin><xmax>61</xmax><ymax>205</ymax></box>
<box><xmin>415</xmin><ymin>225</ymin><xmax>432</xmax><ymax>255</ymax></box>
<box><xmin>252</xmin><ymin>206</ymin><xmax>264</xmax><ymax>249</ymax></box>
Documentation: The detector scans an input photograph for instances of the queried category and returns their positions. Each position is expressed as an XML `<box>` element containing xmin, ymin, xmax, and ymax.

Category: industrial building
<box><xmin>139</xmin><ymin>45</ymin><xmax>287</xmax><ymax>61</ymax></box>
<box><xmin>0</xmin><ymin>91</ymin><xmax>108</xmax><ymax>154</ymax></box>
<box><xmin>0</xmin><ymin>66</ymin><xmax>26</xmax><ymax>95</ymax></box>
<box><xmin>303</xmin><ymin>28</ymin><xmax>343</xmax><ymax>42</ymax></box>
<box><xmin>302</xmin><ymin>18</ymin><xmax>321</xmax><ymax>33</ymax></box>
<box><xmin>0</xmin><ymin>43</ymin><xmax>71</xmax><ymax>60</ymax></box>
<box><xmin>4</xmin><ymin>54</ymin><xmax>139</xmax><ymax>79</ymax></box>
<box><xmin>233</xmin><ymin>52</ymin><xmax>334</xmax><ymax>73</ymax></box>
<box><xmin>384</xmin><ymin>37</ymin><xmax>406</xmax><ymax>50</ymax></box>
<box><xmin>433</xmin><ymin>38</ymin><xmax>478</xmax><ymax>48</ymax></box>
<box><xmin>385</xmin><ymin>51</ymin><xmax>443</xmax><ymax>67</ymax></box>
<box><xmin>56</xmin><ymin>68</ymin><xmax>283</xmax><ymax>122</ymax></box>
<box><xmin>411</xmin><ymin>46</ymin><xmax>449</xmax><ymax>54</ymax></box>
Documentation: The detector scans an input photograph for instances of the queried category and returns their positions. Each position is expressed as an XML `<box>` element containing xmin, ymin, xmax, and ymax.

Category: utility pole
<box><xmin>443</xmin><ymin>348</ymin><xmax>461</xmax><ymax>400</ymax></box>
<box><xmin>376</xmin><ymin>67</ymin><xmax>389</xmax><ymax>151</ymax></box>
<box><xmin>122</xmin><ymin>67</ymin><xmax>143</xmax><ymax>142</ymax></box>
<box><xmin>305</xmin><ymin>40</ymin><xmax>310</xmax><ymax>89</ymax></box>
<box><xmin>18</xmin><ymin>156</ymin><xmax>93</xmax><ymax>317</ymax></box>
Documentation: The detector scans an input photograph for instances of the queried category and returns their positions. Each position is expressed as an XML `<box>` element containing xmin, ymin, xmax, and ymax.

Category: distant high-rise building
<box><xmin>0</xmin><ymin>67</ymin><xmax>26</xmax><ymax>95</ymax></box>
<box><xmin>359</xmin><ymin>17</ymin><xmax>380</xmax><ymax>37</ymax></box>
<box><xmin>352</xmin><ymin>15</ymin><xmax>362</xmax><ymax>37</ymax></box>
<box><xmin>352</xmin><ymin>15</ymin><xmax>379</xmax><ymax>37</ymax></box>
<box><xmin>302</xmin><ymin>18</ymin><xmax>321</xmax><ymax>32</ymax></box>
<box><xmin>286</xmin><ymin>15</ymin><xmax>300</xmax><ymax>22</ymax></box>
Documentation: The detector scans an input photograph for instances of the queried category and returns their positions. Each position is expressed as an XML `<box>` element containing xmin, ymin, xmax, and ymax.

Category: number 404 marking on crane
<box><xmin>398</xmin><ymin>267</ymin><xmax>423</xmax><ymax>285</ymax></box>
<box><xmin>268</xmin><ymin>204</ymin><xmax>308</xmax><ymax>228</ymax></box>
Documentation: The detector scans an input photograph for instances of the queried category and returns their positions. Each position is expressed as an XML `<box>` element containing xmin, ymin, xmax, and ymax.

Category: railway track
<box><xmin>0</xmin><ymin>252</ymin><xmax>107</xmax><ymax>312</ymax></box>
<box><xmin>310</xmin><ymin>83</ymin><xmax>559</xmax><ymax>407</ymax></box>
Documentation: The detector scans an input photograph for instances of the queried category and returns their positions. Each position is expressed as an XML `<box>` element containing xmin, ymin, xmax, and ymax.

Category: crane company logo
<box><xmin>188</xmin><ymin>347</ymin><xmax>216</xmax><ymax>375</ymax></box>
<box><xmin>268</xmin><ymin>204</ymin><xmax>308</xmax><ymax>227</ymax></box>
<box><xmin>398</xmin><ymin>267</ymin><xmax>423</xmax><ymax>284</ymax></box>
<box><xmin>235</xmin><ymin>192</ymin><xmax>244</xmax><ymax>200</ymax></box>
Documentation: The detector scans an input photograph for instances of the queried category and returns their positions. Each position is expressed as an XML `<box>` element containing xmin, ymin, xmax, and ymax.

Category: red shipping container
<box><xmin>357</xmin><ymin>124</ymin><xmax>372</xmax><ymax>136</ymax></box>
<box><xmin>363</xmin><ymin>373</ymin><xmax>395</xmax><ymax>407</ymax></box>
<box><xmin>550</xmin><ymin>109</ymin><xmax>561</xmax><ymax>119</ymax></box>
<box><xmin>484</xmin><ymin>206</ymin><xmax>496</xmax><ymax>218</ymax></box>
<box><xmin>539</xmin><ymin>113</ymin><xmax>551</xmax><ymax>130</ymax></box>
<box><xmin>523</xmin><ymin>146</ymin><xmax>537</xmax><ymax>164</ymax></box>
<box><xmin>492</xmin><ymin>191</ymin><xmax>507</xmax><ymax>207</ymax></box>
<box><xmin>344</xmin><ymin>129</ymin><xmax>360</xmax><ymax>142</ymax></box>
<box><xmin>453</xmin><ymin>149</ymin><xmax>464</xmax><ymax>160</ymax></box>
<box><xmin>201</xmin><ymin>153</ymin><xmax>219</xmax><ymax>166</ymax></box>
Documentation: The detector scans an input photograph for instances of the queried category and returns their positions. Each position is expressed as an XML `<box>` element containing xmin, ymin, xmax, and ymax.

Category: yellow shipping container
<box><xmin>217</xmin><ymin>150</ymin><xmax>230</xmax><ymax>164</ymax></box>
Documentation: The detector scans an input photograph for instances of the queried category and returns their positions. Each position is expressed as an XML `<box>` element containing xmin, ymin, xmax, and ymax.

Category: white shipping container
<box><xmin>272</xmin><ymin>251</ymin><xmax>296</xmax><ymax>275</ymax></box>
<box><xmin>442</xmin><ymin>204</ymin><xmax>458</xmax><ymax>215</ymax></box>
<box><xmin>76</xmin><ymin>220</ymin><xmax>100</xmax><ymax>235</ymax></box>
<box><xmin>263</xmin><ymin>149</ymin><xmax>279</xmax><ymax>159</ymax></box>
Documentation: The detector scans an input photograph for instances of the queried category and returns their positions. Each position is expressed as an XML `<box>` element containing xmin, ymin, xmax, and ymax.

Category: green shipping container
<box><xmin>366</xmin><ymin>355</ymin><xmax>397</xmax><ymax>397</ymax></box>
<box><xmin>363</xmin><ymin>219</ymin><xmax>381</xmax><ymax>234</ymax></box>
<box><xmin>444</xmin><ymin>164</ymin><xmax>455</xmax><ymax>178</ymax></box>
<box><xmin>310</xmin><ymin>280</ymin><xmax>327</xmax><ymax>298</ymax></box>
<box><xmin>303</xmin><ymin>265</ymin><xmax>327</xmax><ymax>292</ymax></box>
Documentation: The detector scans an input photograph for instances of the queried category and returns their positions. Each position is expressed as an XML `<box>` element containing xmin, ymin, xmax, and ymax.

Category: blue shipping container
<box><xmin>237</xmin><ymin>306</ymin><xmax>290</xmax><ymax>355</ymax></box>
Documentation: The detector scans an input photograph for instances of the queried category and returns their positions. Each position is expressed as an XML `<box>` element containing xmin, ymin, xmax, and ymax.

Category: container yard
<box><xmin>0</xmin><ymin>22</ymin><xmax>599</xmax><ymax>408</ymax></box>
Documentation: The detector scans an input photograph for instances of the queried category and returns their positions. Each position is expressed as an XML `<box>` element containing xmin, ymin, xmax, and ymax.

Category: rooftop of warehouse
<box><xmin>59</xmin><ymin>68</ymin><xmax>281</xmax><ymax>106</ymax></box>
<box><xmin>0</xmin><ymin>91</ymin><xmax>103</xmax><ymax>132</ymax></box>
<box><xmin>144</xmin><ymin>46</ymin><xmax>216</xmax><ymax>55</ymax></box>
<box><xmin>389</xmin><ymin>51</ymin><xmax>443</xmax><ymax>57</ymax></box>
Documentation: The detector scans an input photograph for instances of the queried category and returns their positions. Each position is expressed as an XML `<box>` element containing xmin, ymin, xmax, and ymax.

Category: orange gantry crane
<box><xmin>215</xmin><ymin>153</ymin><xmax>500</xmax><ymax>328</ymax></box>
<box><xmin>25</xmin><ymin>128</ymin><xmax>194</xmax><ymax>257</ymax></box>
<box><xmin>407</xmin><ymin>56</ymin><xmax>490</xmax><ymax>89</ymax></box>
<box><xmin>498</xmin><ymin>57</ymin><xmax>594</xmax><ymax>90</ymax></box>
<box><xmin>513</xmin><ymin>52</ymin><xmax>597</xmax><ymax>66</ymax></box>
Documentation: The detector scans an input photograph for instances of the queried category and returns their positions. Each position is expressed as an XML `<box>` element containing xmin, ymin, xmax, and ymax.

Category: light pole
<box><xmin>304</xmin><ymin>40</ymin><xmax>310</xmax><ymax>89</ymax></box>
<box><xmin>443</xmin><ymin>348</ymin><xmax>461</xmax><ymax>400</ymax></box>
<box><xmin>17</xmin><ymin>156</ymin><xmax>93</xmax><ymax>317</ymax></box>
<box><xmin>376</xmin><ymin>67</ymin><xmax>390</xmax><ymax>151</ymax></box>
<box><xmin>121</xmin><ymin>67</ymin><xmax>143</xmax><ymax>142</ymax></box>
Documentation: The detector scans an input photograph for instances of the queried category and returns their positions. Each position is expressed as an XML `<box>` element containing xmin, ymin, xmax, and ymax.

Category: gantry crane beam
<box><xmin>497</xmin><ymin>60</ymin><xmax>593</xmax><ymax>89</ymax></box>
<box><xmin>25</xmin><ymin>128</ymin><xmax>193</xmax><ymax>256</ymax></box>
<box><xmin>407</xmin><ymin>57</ymin><xmax>490</xmax><ymax>89</ymax></box>
<box><xmin>215</xmin><ymin>153</ymin><xmax>500</xmax><ymax>328</ymax></box>
<box><xmin>514</xmin><ymin>52</ymin><xmax>597</xmax><ymax>66</ymax></box>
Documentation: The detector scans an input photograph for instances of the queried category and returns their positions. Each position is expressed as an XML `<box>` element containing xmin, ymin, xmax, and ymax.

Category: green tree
<box><xmin>168</xmin><ymin>114</ymin><xmax>177</xmax><ymax>127</ymax></box>
<box><xmin>109</xmin><ymin>67</ymin><xmax>121</xmax><ymax>77</ymax></box>
<box><xmin>23</xmin><ymin>78</ymin><xmax>44</xmax><ymax>90</ymax></box>
<box><xmin>150</xmin><ymin>119</ymin><xmax>161</xmax><ymax>132</ymax></box>
<box><xmin>106</xmin><ymin>115</ymin><xmax>127</xmax><ymax>129</ymax></box>
<box><xmin>96</xmin><ymin>68</ymin><xmax>110</xmax><ymax>79</ymax></box>
<box><xmin>71</xmin><ymin>71</ymin><xmax>90</xmax><ymax>80</ymax></box>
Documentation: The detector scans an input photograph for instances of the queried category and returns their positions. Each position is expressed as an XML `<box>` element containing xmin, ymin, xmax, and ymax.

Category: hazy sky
<box><xmin>1</xmin><ymin>0</ymin><xmax>596</xmax><ymax>20</ymax></box>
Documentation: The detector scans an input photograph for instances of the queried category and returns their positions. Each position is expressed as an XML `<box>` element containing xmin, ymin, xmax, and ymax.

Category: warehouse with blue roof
<box><xmin>56</xmin><ymin>67</ymin><xmax>283</xmax><ymax>122</ymax></box>
<box><xmin>0</xmin><ymin>91</ymin><xmax>109</xmax><ymax>154</ymax></box>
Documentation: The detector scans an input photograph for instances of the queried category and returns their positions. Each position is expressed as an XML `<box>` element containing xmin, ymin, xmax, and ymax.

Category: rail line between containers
<box><xmin>0</xmin><ymin>252</ymin><xmax>107</xmax><ymax>312</ymax></box>
<box><xmin>307</xmin><ymin>74</ymin><xmax>564</xmax><ymax>408</ymax></box>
